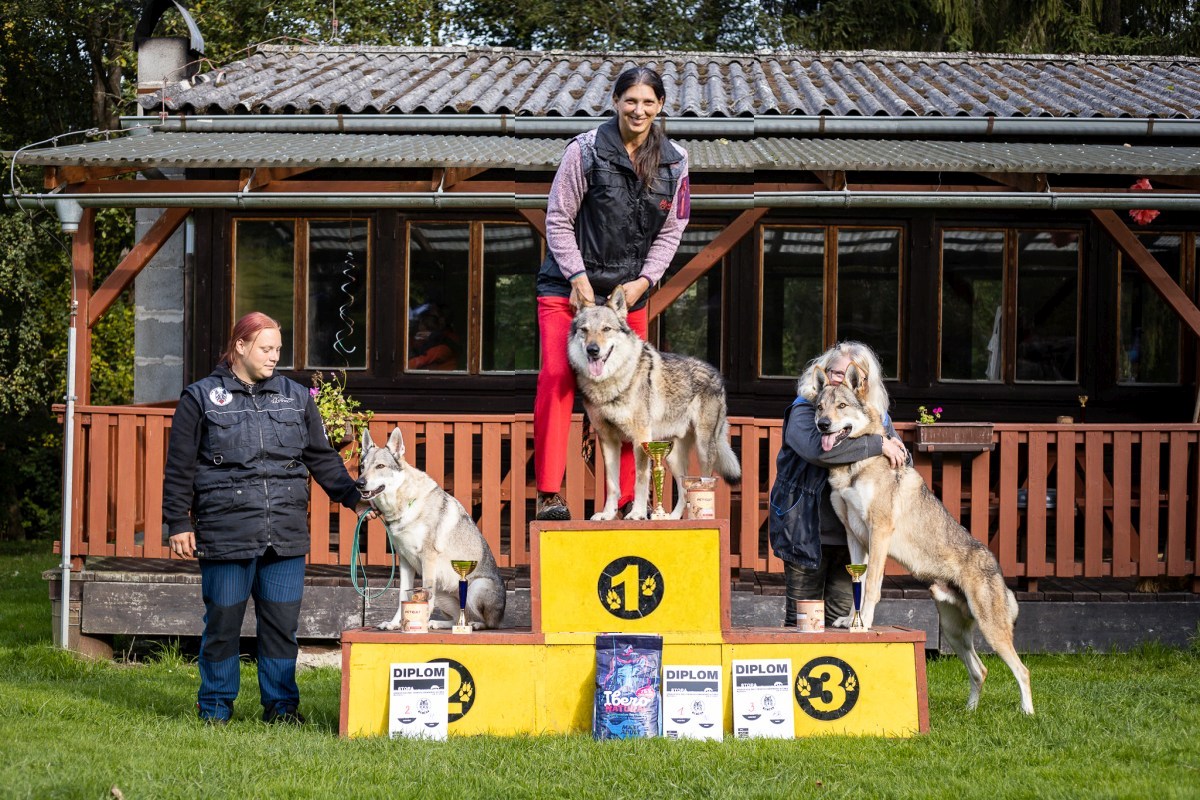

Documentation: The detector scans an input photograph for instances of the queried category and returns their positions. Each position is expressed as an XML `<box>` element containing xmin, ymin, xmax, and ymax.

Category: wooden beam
<box><xmin>1091</xmin><ymin>209</ymin><xmax>1200</xmax><ymax>338</ymax></box>
<box><xmin>46</xmin><ymin>166</ymin><xmax>140</xmax><ymax>189</ymax></box>
<box><xmin>812</xmin><ymin>170</ymin><xmax>847</xmax><ymax>191</ymax></box>
<box><xmin>978</xmin><ymin>172</ymin><xmax>1048</xmax><ymax>193</ymax></box>
<box><xmin>73</xmin><ymin>180</ymin><xmax>242</xmax><ymax>193</ymax></box>
<box><xmin>648</xmin><ymin>207</ymin><xmax>768</xmax><ymax>321</ymax></box>
<box><xmin>431</xmin><ymin>167</ymin><xmax>490</xmax><ymax>191</ymax></box>
<box><xmin>245</xmin><ymin>166</ymin><xmax>315</xmax><ymax>191</ymax></box>
<box><xmin>72</xmin><ymin>209</ymin><xmax>96</xmax><ymax>406</ymax></box>
<box><xmin>517</xmin><ymin>209</ymin><xmax>547</xmax><ymax>237</ymax></box>
<box><xmin>88</xmin><ymin>207</ymin><xmax>190</xmax><ymax>327</ymax></box>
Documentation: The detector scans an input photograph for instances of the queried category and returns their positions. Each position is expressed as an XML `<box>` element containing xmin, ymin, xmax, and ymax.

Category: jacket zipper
<box><xmin>254</xmin><ymin>390</ymin><xmax>273</xmax><ymax>548</ymax></box>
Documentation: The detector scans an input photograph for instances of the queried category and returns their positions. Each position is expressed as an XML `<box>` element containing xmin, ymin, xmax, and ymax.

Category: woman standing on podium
<box><xmin>532</xmin><ymin>65</ymin><xmax>692</xmax><ymax>522</ymax></box>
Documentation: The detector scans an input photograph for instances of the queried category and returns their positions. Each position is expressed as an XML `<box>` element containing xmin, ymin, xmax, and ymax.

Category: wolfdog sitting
<box><xmin>568</xmin><ymin>292</ymin><xmax>741</xmax><ymax>521</ymax></box>
<box><xmin>357</xmin><ymin>426</ymin><xmax>506</xmax><ymax>631</ymax></box>
<box><xmin>814</xmin><ymin>363</ymin><xmax>1033</xmax><ymax>714</ymax></box>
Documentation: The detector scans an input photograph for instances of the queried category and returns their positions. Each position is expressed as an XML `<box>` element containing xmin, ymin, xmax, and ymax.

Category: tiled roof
<box><xmin>140</xmin><ymin>45</ymin><xmax>1200</xmax><ymax>119</ymax></box>
<box><xmin>21</xmin><ymin>131</ymin><xmax>1200</xmax><ymax>175</ymax></box>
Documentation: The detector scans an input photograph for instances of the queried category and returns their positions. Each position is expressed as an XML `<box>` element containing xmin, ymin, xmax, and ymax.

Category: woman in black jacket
<box><xmin>163</xmin><ymin>312</ymin><xmax>365</xmax><ymax>724</ymax></box>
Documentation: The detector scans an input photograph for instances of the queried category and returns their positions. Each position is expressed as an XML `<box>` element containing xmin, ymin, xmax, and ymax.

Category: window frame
<box><xmin>231</xmin><ymin>216</ymin><xmax>373</xmax><ymax>371</ymax></box>
<box><xmin>1115</xmin><ymin>230</ymin><xmax>1197</xmax><ymax>386</ymax></box>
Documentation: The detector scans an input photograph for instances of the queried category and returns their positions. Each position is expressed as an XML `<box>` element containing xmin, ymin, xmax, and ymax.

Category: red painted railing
<box><xmin>61</xmin><ymin>407</ymin><xmax>1200</xmax><ymax>588</ymax></box>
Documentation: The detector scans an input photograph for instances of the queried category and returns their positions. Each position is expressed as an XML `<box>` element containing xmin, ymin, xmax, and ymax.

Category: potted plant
<box><xmin>913</xmin><ymin>404</ymin><xmax>994</xmax><ymax>453</ymax></box>
<box><xmin>310</xmin><ymin>370</ymin><xmax>373</xmax><ymax>460</ymax></box>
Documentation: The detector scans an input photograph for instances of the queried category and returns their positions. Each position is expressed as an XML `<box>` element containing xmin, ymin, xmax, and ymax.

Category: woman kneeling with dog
<box><xmin>532</xmin><ymin>65</ymin><xmax>691</xmax><ymax>521</ymax></box>
<box><xmin>769</xmin><ymin>342</ymin><xmax>908</xmax><ymax>627</ymax></box>
<box><xmin>162</xmin><ymin>312</ymin><xmax>368</xmax><ymax>725</ymax></box>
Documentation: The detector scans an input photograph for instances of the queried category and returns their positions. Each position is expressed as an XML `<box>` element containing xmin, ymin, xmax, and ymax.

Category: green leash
<box><xmin>349</xmin><ymin>508</ymin><xmax>396</xmax><ymax>603</ymax></box>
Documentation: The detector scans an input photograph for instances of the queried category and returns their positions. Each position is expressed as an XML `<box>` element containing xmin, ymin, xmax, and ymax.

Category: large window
<box><xmin>760</xmin><ymin>225</ymin><xmax>902</xmax><ymax>378</ymax></box>
<box><xmin>939</xmin><ymin>228</ymin><xmax>1080</xmax><ymax>384</ymax></box>
<box><xmin>1118</xmin><ymin>233</ymin><xmax>1197</xmax><ymax>385</ymax></box>
<box><xmin>407</xmin><ymin>221</ymin><xmax>541</xmax><ymax>373</ymax></box>
<box><xmin>233</xmin><ymin>219</ymin><xmax>369</xmax><ymax>370</ymax></box>
<box><xmin>654</xmin><ymin>226</ymin><xmax>723</xmax><ymax>367</ymax></box>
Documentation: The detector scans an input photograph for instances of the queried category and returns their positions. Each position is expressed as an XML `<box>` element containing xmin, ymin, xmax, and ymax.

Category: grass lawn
<box><xmin>2</xmin><ymin>540</ymin><xmax>1198</xmax><ymax>799</ymax></box>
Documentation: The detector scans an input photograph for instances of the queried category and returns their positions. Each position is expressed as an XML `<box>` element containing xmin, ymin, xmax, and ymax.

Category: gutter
<box><xmin>125</xmin><ymin>114</ymin><xmax>1200</xmax><ymax>139</ymax></box>
<box><xmin>9</xmin><ymin>190</ymin><xmax>1200</xmax><ymax>212</ymax></box>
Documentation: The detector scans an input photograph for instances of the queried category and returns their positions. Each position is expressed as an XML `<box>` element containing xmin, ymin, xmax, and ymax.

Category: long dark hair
<box><xmin>612</xmin><ymin>66</ymin><xmax>667</xmax><ymax>186</ymax></box>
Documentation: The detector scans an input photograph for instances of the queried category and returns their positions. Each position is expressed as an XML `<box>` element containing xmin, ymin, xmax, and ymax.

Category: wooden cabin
<box><xmin>13</xmin><ymin>44</ymin><xmax>1200</xmax><ymax>653</ymax></box>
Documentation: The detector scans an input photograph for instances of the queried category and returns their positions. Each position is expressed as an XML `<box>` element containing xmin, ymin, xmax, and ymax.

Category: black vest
<box><xmin>537</xmin><ymin>117</ymin><xmax>684</xmax><ymax>310</ymax></box>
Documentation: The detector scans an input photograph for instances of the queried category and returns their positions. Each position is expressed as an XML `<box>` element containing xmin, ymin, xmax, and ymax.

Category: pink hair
<box><xmin>219</xmin><ymin>312</ymin><xmax>280</xmax><ymax>366</ymax></box>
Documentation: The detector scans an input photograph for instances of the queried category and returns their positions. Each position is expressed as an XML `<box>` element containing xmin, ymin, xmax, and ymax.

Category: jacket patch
<box><xmin>677</xmin><ymin>175</ymin><xmax>691</xmax><ymax>220</ymax></box>
<box><xmin>208</xmin><ymin>386</ymin><xmax>233</xmax><ymax>407</ymax></box>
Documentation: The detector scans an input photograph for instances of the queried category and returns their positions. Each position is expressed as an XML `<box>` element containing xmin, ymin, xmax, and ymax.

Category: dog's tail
<box><xmin>710</xmin><ymin>414</ymin><xmax>742</xmax><ymax>485</ymax></box>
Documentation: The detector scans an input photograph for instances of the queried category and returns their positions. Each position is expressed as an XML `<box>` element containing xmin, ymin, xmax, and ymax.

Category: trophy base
<box><xmin>451</xmin><ymin>624</ymin><xmax>473</xmax><ymax>635</ymax></box>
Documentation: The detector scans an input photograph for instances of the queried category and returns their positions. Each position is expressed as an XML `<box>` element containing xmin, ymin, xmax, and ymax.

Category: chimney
<box><xmin>134</xmin><ymin>0</ymin><xmax>205</xmax><ymax>117</ymax></box>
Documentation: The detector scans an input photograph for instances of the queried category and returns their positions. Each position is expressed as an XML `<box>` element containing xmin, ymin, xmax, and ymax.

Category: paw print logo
<box><xmin>641</xmin><ymin>575</ymin><xmax>657</xmax><ymax>596</ymax></box>
<box><xmin>845</xmin><ymin>674</ymin><xmax>857</xmax><ymax>693</ymax></box>
<box><xmin>606</xmin><ymin>589</ymin><xmax>622</xmax><ymax>610</ymax></box>
<box><xmin>458</xmin><ymin>680</ymin><xmax>474</xmax><ymax>703</ymax></box>
<box><xmin>797</xmin><ymin>677</ymin><xmax>812</xmax><ymax>697</ymax></box>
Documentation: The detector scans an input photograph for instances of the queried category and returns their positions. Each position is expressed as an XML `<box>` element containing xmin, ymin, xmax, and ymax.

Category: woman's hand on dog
<box><xmin>169</xmin><ymin>531</ymin><xmax>195</xmax><ymax>559</ymax></box>
<box><xmin>882</xmin><ymin>436</ymin><xmax>908</xmax><ymax>468</ymax></box>
<box><xmin>569</xmin><ymin>275</ymin><xmax>596</xmax><ymax>310</ymax></box>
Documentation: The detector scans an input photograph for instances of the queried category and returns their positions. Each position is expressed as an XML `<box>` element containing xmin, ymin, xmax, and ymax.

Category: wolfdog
<box><xmin>568</xmin><ymin>292</ymin><xmax>741</xmax><ymax>520</ymax></box>
<box><xmin>357</xmin><ymin>426</ymin><xmax>506</xmax><ymax>631</ymax></box>
<box><xmin>814</xmin><ymin>364</ymin><xmax>1033</xmax><ymax>714</ymax></box>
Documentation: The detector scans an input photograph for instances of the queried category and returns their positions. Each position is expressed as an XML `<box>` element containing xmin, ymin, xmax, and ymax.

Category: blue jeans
<box><xmin>197</xmin><ymin>551</ymin><xmax>305</xmax><ymax>721</ymax></box>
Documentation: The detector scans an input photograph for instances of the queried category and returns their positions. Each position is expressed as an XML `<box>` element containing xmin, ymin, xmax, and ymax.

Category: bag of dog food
<box><xmin>593</xmin><ymin>633</ymin><xmax>662</xmax><ymax>739</ymax></box>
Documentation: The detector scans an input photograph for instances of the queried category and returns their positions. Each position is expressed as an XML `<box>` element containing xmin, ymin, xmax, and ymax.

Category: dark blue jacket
<box><xmin>536</xmin><ymin>117</ymin><xmax>685</xmax><ymax>311</ymax></box>
<box><xmin>768</xmin><ymin>398</ymin><xmax>898</xmax><ymax>568</ymax></box>
<box><xmin>162</xmin><ymin>363</ymin><xmax>360</xmax><ymax>560</ymax></box>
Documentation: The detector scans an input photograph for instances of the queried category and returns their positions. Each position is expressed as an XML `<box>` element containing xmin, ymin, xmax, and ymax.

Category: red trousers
<box><xmin>534</xmin><ymin>296</ymin><xmax>648</xmax><ymax>505</ymax></box>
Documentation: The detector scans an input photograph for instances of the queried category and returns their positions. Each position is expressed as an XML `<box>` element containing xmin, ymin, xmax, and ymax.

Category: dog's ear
<box><xmin>361</xmin><ymin>427</ymin><xmax>375</xmax><ymax>455</ymax></box>
<box><xmin>386</xmin><ymin>426</ymin><xmax>406</xmax><ymax>462</ymax></box>
<box><xmin>845</xmin><ymin>362</ymin><xmax>869</xmax><ymax>399</ymax></box>
<box><xmin>814</xmin><ymin>365</ymin><xmax>829</xmax><ymax>393</ymax></box>
<box><xmin>607</xmin><ymin>289</ymin><xmax>628</xmax><ymax>320</ymax></box>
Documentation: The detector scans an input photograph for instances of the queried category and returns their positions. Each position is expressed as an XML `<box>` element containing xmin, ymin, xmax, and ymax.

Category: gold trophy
<box><xmin>845</xmin><ymin>563</ymin><xmax>867</xmax><ymax>631</ymax></box>
<box><xmin>640</xmin><ymin>440</ymin><xmax>674</xmax><ymax>520</ymax></box>
<box><xmin>451</xmin><ymin>559</ymin><xmax>478</xmax><ymax>634</ymax></box>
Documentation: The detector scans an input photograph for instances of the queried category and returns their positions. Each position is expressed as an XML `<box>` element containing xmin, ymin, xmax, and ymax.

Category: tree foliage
<box><xmin>760</xmin><ymin>0</ymin><xmax>1200</xmax><ymax>54</ymax></box>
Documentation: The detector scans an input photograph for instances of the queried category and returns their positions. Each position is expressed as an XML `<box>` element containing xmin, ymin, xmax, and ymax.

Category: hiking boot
<box><xmin>535</xmin><ymin>492</ymin><xmax>571</xmax><ymax>521</ymax></box>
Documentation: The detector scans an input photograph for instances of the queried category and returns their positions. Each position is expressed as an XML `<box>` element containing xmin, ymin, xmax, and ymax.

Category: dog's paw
<box><xmin>378</xmin><ymin>619</ymin><xmax>404</xmax><ymax>631</ymax></box>
<box><xmin>427</xmin><ymin>619</ymin><xmax>452</xmax><ymax>630</ymax></box>
<box><xmin>590</xmin><ymin>511</ymin><xmax>618</xmax><ymax>521</ymax></box>
<box><xmin>830</xmin><ymin>615</ymin><xmax>852</xmax><ymax>629</ymax></box>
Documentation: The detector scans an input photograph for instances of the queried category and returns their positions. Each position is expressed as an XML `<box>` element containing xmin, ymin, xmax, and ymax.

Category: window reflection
<box><xmin>307</xmin><ymin>221</ymin><xmax>368</xmax><ymax>369</ymax></box>
<box><xmin>1016</xmin><ymin>231</ymin><xmax>1079</xmax><ymax>382</ymax></box>
<box><xmin>657</xmin><ymin>227</ymin><xmax>722</xmax><ymax>366</ymax></box>
<box><xmin>408</xmin><ymin>223</ymin><xmax>468</xmax><ymax>372</ymax></box>
<box><xmin>761</xmin><ymin>227</ymin><xmax>824</xmax><ymax>377</ymax></box>
<box><xmin>941</xmin><ymin>230</ymin><xmax>1004</xmax><ymax>381</ymax></box>
<box><xmin>233</xmin><ymin>220</ymin><xmax>296</xmax><ymax>368</ymax></box>
<box><xmin>837</xmin><ymin>228</ymin><xmax>900</xmax><ymax>378</ymax></box>
<box><xmin>1119</xmin><ymin>234</ymin><xmax>1182</xmax><ymax>384</ymax></box>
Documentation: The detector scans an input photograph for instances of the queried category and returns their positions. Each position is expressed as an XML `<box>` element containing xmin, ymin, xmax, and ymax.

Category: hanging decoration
<box><xmin>1128</xmin><ymin>178</ymin><xmax>1160</xmax><ymax>226</ymax></box>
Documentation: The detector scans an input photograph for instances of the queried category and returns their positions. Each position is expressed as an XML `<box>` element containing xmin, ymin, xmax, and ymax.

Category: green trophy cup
<box><xmin>640</xmin><ymin>440</ymin><xmax>674</xmax><ymax>520</ymax></box>
<box><xmin>451</xmin><ymin>559</ymin><xmax>478</xmax><ymax>634</ymax></box>
<box><xmin>845</xmin><ymin>563</ymin><xmax>867</xmax><ymax>631</ymax></box>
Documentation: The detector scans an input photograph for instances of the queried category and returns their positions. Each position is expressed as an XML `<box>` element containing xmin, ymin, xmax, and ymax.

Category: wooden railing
<box><xmin>62</xmin><ymin>407</ymin><xmax>1200</xmax><ymax>588</ymax></box>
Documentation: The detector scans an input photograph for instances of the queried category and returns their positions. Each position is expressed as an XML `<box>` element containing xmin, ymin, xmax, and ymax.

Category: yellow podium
<box><xmin>339</xmin><ymin>520</ymin><xmax>928</xmax><ymax>738</ymax></box>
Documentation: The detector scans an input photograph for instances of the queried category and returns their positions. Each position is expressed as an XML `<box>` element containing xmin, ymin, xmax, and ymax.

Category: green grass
<box><xmin>2</xmin><ymin>541</ymin><xmax>1198</xmax><ymax>799</ymax></box>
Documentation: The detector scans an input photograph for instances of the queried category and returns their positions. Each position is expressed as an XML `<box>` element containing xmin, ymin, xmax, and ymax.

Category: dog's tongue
<box><xmin>820</xmin><ymin>433</ymin><xmax>840</xmax><ymax>452</ymax></box>
<box><xmin>588</xmin><ymin>358</ymin><xmax>605</xmax><ymax>378</ymax></box>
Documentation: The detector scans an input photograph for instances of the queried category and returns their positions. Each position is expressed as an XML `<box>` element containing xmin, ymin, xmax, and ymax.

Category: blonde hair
<box><xmin>797</xmin><ymin>341</ymin><xmax>891</xmax><ymax>418</ymax></box>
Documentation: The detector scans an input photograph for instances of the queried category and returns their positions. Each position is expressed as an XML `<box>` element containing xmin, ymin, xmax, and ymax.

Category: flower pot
<box><xmin>914</xmin><ymin>422</ymin><xmax>994</xmax><ymax>453</ymax></box>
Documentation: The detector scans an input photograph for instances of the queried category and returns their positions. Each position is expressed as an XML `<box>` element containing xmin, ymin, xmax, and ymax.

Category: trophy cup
<box><xmin>640</xmin><ymin>440</ymin><xmax>674</xmax><ymax>520</ymax></box>
<box><xmin>845</xmin><ymin>563</ymin><xmax>868</xmax><ymax>631</ymax></box>
<box><xmin>450</xmin><ymin>559</ymin><xmax>478</xmax><ymax>634</ymax></box>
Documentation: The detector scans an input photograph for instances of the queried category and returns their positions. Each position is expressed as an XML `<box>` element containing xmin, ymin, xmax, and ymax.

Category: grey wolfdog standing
<box><xmin>814</xmin><ymin>363</ymin><xmax>1033</xmax><ymax>714</ymax></box>
<box><xmin>357</xmin><ymin>426</ymin><xmax>506</xmax><ymax>631</ymax></box>
<box><xmin>567</xmin><ymin>292</ymin><xmax>741</xmax><ymax>520</ymax></box>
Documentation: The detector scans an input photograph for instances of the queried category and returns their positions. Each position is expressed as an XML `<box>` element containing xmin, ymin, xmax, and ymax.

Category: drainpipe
<box><xmin>8</xmin><ymin>190</ymin><xmax>1200</xmax><ymax>211</ymax></box>
<box><xmin>55</xmin><ymin>199</ymin><xmax>83</xmax><ymax>652</ymax></box>
<box><xmin>129</xmin><ymin>113</ymin><xmax>1200</xmax><ymax>139</ymax></box>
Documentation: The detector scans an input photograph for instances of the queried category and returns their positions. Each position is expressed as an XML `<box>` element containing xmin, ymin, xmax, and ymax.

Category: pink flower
<box><xmin>310</xmin><ymin>387</ymin><xmax>319</xmax><ymax>397</ymax></box>
<box><xmin>933</xmin><ymin>407</ymin><xmax>943</xmax><ymax>415</ymax></box>
<box><xmin>1129</xmin><ymin>178</ymin><xmax>1160</xmax><ymax>226</ymax></box>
